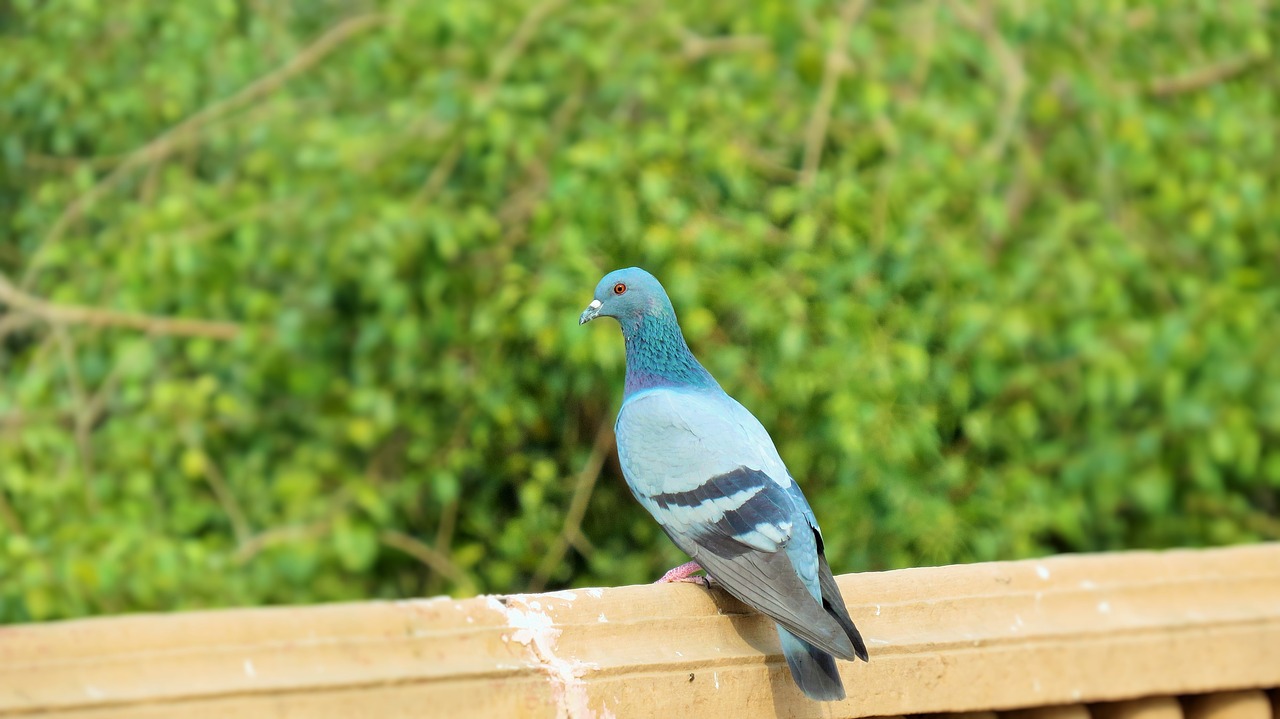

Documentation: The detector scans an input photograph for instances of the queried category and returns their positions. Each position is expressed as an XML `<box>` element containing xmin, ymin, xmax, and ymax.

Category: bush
<box><xmin>1</xmin><ymin>0</ymin><xmax>1277</xmax><ymax>622</ymax></box>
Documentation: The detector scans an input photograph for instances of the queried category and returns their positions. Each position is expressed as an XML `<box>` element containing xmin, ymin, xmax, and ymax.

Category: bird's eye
<box><xmin>613</xmin><ymin>282</ymin><xmax>627</xmax><ymax>295</ymax></box>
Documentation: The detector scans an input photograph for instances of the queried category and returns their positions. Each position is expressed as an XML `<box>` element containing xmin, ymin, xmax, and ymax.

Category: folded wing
<box><xmin>617</xmin><ymin>389</ymin><xmax>861</xmax><ymax>661</ymax></box>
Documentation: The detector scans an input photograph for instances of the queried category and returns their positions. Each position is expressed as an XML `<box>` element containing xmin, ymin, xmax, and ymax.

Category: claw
<box><xmin>655</xmin><ymin>560</ymin><xmax>706</xmax><ymax>585</ymax></box>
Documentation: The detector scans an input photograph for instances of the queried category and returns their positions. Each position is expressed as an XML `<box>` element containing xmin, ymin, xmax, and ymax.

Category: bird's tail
<box><xmin>777</xmin><ymin>625</ymin><xmax>845</xmax><ymax>701</ymax></box>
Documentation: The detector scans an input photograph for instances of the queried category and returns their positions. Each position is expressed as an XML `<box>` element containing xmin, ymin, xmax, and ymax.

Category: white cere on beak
<box><xmin>588</xmin><ymin>299</ymin><xmax>602</xmax><ymax>309</ymax></box>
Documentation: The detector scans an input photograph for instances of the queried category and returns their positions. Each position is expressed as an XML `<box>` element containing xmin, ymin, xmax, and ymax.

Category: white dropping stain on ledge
<box><xmin>243</xmin><ymin>659</ymin><xmax>256</xmax><ymax>678</ymax></box>
<box><xmin>1097</xmin><ymin>601</ymin><xmax>1112</xmax><ymax>614</ymax></box>
<box><xmin>487</xmin><ymin>595</ymin><xmax>610</xmax><ymax>719</ymax></box>
<box><xmin>1035</xmin><ymin>565</ymin><xmax>1051</xmax><ymax>580</ymax></box>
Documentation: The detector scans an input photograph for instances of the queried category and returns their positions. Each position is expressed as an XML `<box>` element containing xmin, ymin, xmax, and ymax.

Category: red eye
<box><xmin>613</xmin><ymin>282</ymin><xmax>627</xmax><ymax>295</ymax></box>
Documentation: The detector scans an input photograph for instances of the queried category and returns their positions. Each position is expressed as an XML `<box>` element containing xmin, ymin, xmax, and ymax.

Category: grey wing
<box><xmin>617</xmin><ymin>390</ymin><xmax>859</xmax><ymax>660</ymax></box>
<box><xmin>804</xmin><ymin>505</ymin><xmax>870</xmax><ymax>662</ymax></box>
<box><xmin>653</xmin><ymin>468</ymin><xmax>860</xmax><ymax>660</ymax></box>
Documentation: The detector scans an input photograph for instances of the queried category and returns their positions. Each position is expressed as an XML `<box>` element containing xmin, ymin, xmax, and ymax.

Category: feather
<box><xmin>778</xmin><ymin>626</ymin><xmax>846</xmax><ymax>701</ymax></box>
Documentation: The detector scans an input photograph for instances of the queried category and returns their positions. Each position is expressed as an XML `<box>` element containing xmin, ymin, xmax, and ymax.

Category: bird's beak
<box><xmin>579</xmin><ymin>299</ymin><xmax>602</xmax><ymax>325</ymax></box>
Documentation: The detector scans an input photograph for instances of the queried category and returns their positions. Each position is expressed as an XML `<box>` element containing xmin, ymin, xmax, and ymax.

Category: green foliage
<box><xmin>1</xmin><ymin>0</ymin><xmax>1277</xmax><ymax>622</ymax></box>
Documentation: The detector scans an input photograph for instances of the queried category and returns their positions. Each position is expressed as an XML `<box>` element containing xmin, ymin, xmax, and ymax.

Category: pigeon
<box><xmin>579</xmin><ymin>267</ymin><xmax>868</xmax><ymax>701</ymax></box>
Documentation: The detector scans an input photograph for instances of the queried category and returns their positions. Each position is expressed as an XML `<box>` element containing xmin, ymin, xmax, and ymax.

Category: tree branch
<box><xmin>679</xmin><ymin>30</ymin><xmax>770</xmax><ymax>61</ymax></box>
<box><xmin>799</xmin><ymin>0</ymin><xmax>869</xmax><ymax>187</ymax></box>
<box><xmin>529</xmin><ymin>419</ymin><xmax>615</xmax><ymax>592</ymax></box>
<box><xmin>0</xmin><ymin>270</ymin><xmax>248</xmax><ymax>340</ymax></box>
<box><xmin>496</xmin><ymin>86</ymin><xmax>585</xmax><ymax>247</ymax></box>
<box><xmin>413</xmin><ymin>0</ymin><xmax>567</xmax><ymax>205</ymax></box>
<box><xmin>21</xmin><ymin>13</ymin><xmax>386</xmax><ymax>288</ymax></box>
<box><xmin>51</xmin><ymin>327</ymin><xmax>98</xmax><ymax>509</ymax></box>
<box><xmin>947</xmin><ymin>0</ymin><xmax>1027</xmax><ymax>163</ymax></box>
<box><xmin>197</xmin><ymin>451</ymin><xmax>253</xmax><ymax>546</ymax></box>
<box><xmin>0</xmin><ymin>490</ymin><xmax>23</xmax><ymax>536</ymax></box>
<box><xmin>235</xmin><ymin>520</ymin><xmax>333</xmax><ymax>564</ymax></box>
<box><xmin>380</xmin><ymin>529</ymin><xmax>476</xmax><ymax>595</ymax></box>
<box><xmin>1146</xmin><ymin>53</ymin><xmax>1265</xmax><ymax>97</ymax></box>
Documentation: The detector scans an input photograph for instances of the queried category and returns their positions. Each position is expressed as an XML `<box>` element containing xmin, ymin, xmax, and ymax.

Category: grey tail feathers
<box><xmin>777</xmin><ymin>625</ymin><xmax>846</xmax><ymax>702</ymax></box>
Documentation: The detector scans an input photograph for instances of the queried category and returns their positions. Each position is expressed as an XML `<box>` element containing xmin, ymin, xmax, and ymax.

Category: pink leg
<box><xmin>654</xmin><ymin>560</ymin><xmax>709</xmax><ymax>586</ymax></box>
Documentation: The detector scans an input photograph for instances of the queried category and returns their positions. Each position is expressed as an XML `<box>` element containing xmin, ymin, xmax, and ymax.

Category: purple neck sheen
<box><xmin>620</xmin><ymin>310</ymin><xmax>719</xmax><ymax>397</ymax></box>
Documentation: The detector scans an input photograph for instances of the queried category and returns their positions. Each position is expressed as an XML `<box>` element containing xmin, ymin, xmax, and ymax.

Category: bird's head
<box><xmin>579</xmin><ymin>267</ymin><xmax>672</xmax><ymax>327</ymax></box>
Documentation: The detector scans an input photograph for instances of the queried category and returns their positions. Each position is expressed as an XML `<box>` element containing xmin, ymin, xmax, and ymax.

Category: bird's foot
<box><xmin>654</xmin><ymin>561</ymin><xmax>709</xmax><ymax>587</ymax></box>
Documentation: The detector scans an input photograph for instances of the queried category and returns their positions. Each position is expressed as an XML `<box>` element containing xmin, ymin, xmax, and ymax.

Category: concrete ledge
<box><xmin>1</xmin><ymin>544</ymin><xmax>1278</xmax><ymax>718</ymax></box>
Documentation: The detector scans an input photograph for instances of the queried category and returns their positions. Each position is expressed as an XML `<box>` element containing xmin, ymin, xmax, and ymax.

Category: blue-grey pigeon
<box><xmin>579</xmin><ymin>267</ymin><xmax>868</xmax><ymax>701</ymax></box>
